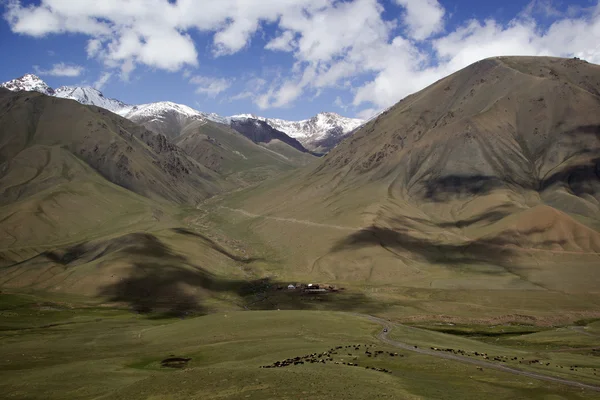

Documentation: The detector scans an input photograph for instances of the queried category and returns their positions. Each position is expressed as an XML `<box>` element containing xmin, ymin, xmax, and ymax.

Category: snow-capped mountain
<box><xmin>229</xmin><ymin>118</ymin><xmax>309</xmax><ymax>154</ymax></box>
<box><xmin>230</xmin><ymin>112</ymin><xmax>364</xmax><ymax>153</ymax></box>
<box><xmin>0</xmin><ymin>74</ymin><xmax>55</xmax><ymax>96</ymax></box>
<box><xmin>119</xmin><ymin>101</ymin><xmax>205</xmax><ymax>120</ymax></box>
<box><xmin>54</xmin><ymin>86</ymin><xmax>128</xmax><ymax>113</ymax></box>
<box><xmin>1</xmin><ymin>74</ymin><xmax>363</xmax><ymax>152</ymax></box>
<box><xmin>118</xmin><ymin>102</ymin><xmax>235</xmax><ymax>138</ymax></box>
<box><xmin>117</xmin><ymin>101</ymin><xmax>210</xmax><ymax>139</ymax></box>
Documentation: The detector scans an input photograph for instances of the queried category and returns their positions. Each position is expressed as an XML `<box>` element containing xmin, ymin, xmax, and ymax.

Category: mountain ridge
<box><xmin>1</xmin><ymin>74</ymin><xmax>363</xmax><ymax>153</ymax></box>
<box><xmin>222</xmin><ymin>55</ymin><xmax>600</xmax><ymax>293</ymax></box>
<box><xmin>231</xmin><ymin>112</ymin><xmax>364</xmax><ymax>152</ymax></box>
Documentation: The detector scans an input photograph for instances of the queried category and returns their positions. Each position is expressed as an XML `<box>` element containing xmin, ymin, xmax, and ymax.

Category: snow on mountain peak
<box><xmin>230</xmin><ymin>112</ymin><xmax>364</xmax><ymax>152</ymax></box>
<box><xmin>120</xmin><ymin>101</ymin><xmax>206</xmax><ymax>120</ymax></box>
<box><xmin>0</xmin><ymin>74</ymin><xmax>55</xmax><ymax>96</ymax></box>
<box><xmin>54</xmin><ymin>86</ymin><xmax>128</xmax><ymax>113</ymax></box>
<box><xmin>1</xmin><ymin>73</ymin><xmax>363</xmax><ymax>152</ymax></box>
<box><xmin>234</xmin><ymin>112</ymin><xmax>363</xmax><ymax>140</ymax></box>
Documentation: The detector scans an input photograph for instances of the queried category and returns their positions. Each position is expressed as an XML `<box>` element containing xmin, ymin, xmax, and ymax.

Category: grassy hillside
<box><xmin>214</xmin><ymin>56</ymin><xmax>600</xmax><ymax>322</ymax></box>
<box><xmin>1</xmin><ymin>56</ymin><xmax>600</xmax><ymax>399</ymax></box>
<box><xmin>0</xmin><ymin>89</ymin><xmax>228</xmax><ymax>205</ymax></box>
<box><xmin>177</xmin><ymin>120</ymin><xmax>315</xmax><ymax>185</ymax></box>
<box><xmin>1</xmin><ymin>302</ymin><xmax>598</xmax><ymax>399</ymax></box>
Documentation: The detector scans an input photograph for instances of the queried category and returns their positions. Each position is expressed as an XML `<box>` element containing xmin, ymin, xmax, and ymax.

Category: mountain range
<box><xmin>1</xmin><ymin>56</ymin><xmax>599</xmax><ymax>324</ymax></box>
<box><xmin>0</xmin><ymin>74</ymin><xmax>363</xmax><ymax>152</ymax></box>
<box><xmin>223</xmin><ymin>56</ymin><xmax>600</xmax><ymax>295</ymax></box>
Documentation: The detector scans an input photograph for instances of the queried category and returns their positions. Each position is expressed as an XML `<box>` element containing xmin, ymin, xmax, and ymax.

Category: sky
<box><xmin>1</xmin><ymin>0</ymin><xmax>599</xmax><ymax>120</ymax></box>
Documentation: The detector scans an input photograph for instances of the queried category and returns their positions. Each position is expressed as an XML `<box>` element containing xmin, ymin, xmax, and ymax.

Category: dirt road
<box><xmin>358</xmin><ymin>314</ymin><xmax>600</xmax><ymax>393</ymax></box>
<box><xmin>219</xmin><ymin>206</ymin><xmax>600</xmax><ymax>255</ymax></box>
<box><xmin>219</xmin><ymin>206</ymin><xmax>358</xmax><ymax>231</ymax></box>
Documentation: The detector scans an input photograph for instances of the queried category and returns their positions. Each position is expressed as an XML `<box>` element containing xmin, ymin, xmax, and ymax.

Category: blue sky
<box><xmin>1</xmin><ymin>0</ymin><xmax>599</xmax><ymax>120</ymax></box>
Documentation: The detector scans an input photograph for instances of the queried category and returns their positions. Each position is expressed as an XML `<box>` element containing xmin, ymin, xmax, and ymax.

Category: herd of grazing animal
<box><xmin>429</xmin><ymin>347</ymin><xmax>598</xmax><ymax>376</ymax></box>
<box><xmin>259</xmin><ymin>344</ymin><xmax>599</xmax><ymax>378</ymax></box>
<box><xmin>260</xmin><ymin>344</ymin><xmax>398</xmax><ymax>374</ymax></box>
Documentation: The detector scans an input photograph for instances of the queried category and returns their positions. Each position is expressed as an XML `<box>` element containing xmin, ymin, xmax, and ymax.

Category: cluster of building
<box><xmin>285</xmin><ymin>283</ymin><xmax>339</xmax><ymax>293</ymax></box>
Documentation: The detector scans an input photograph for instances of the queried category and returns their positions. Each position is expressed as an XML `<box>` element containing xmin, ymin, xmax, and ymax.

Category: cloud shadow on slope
<box><xmin>540</xmin><ymin>157</ymin><xmax>600</xmax><ymax>197</ymax></box>
<box><xmin>171</xmin><ymin>228</ymin><xmax>263</xmax><ymax>264</ymax></box>
<box><xmin>330</xmin><ymin>218</ymin><xmax>569</xmax><ymax>271</ymax></box>
<box><xmin>421</xmin><ymin>175</ymin><xmax>506</xmax><ymax>202</ymax></box>
<box><xmin>41</xmin><ymin>230</ymin><xmax>383</xmax><ymax>317</ymax></box>
<box><xmin>331</xmin><ymin>226</ymin><xmax>516</xmax><ymax>270</ymax></box>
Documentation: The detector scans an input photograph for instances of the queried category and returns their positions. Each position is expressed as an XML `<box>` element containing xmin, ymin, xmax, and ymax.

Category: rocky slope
<box><xmin>229</xmin><ymin>118</ymin><xmax>311</xmax><ymax>154</ymax></box>
<box><xmin>117</xmin><ymin>101</ymin><xmax>207</xmax><ymax>139</ymax></box>
<box><xmin>226</xmin><ymin>56</ymin><xmax>600</xmax><ymax>293</ymax></box>
<box><xmin>1</xmin><ymin>74</ymin><xmax>362</xmax><ymax>153</ymax></box>
<box><xmin>0</xmin><ymin>73</ymin><xmax>54</xmax><ymax>95</ymax></box>
<box><xmin>231</xmin><ymin>112</ymin><xmax>364</xmax><ymax>153</ymax></box>
<box><xmin>54</xmin><ymin>86</ymin><xmax>128</xmax><ymax>113</ymax></box>
<box><xmin>0</xmin><ymin>88</ymin><xmax>226</xmax><ymax>207</ymax></box>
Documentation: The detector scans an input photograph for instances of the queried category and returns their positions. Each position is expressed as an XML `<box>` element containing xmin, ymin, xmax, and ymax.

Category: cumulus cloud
<box><xmin>4</xmin><ymin>0</ymin><xmax>600</xmax><ymax>115</ymax></box>
<box><xmin>33</xmin><ymin>62</ymin><xmax>84</xmax><ymax>77</ymax></box>
<box><xmin>3</xmin><ymin>0</ymin><xmax>323</xmax><ymax>76</ymax></box>
<box><xmin>395</xmin><ymin>0</ymin><xmax>445</xmax><ymax>40</ymax></box>
<box><xmin>230</xmin><ymin>77</ymin><xmax>267</xmax><ymax>102</ymax></box>
<box><xmin>93</xmin><ymin>72</ymin><xmax>112</xmax><ymax>90</ymax></box>
<box><xmin>265</xmin><ymin>31</ymin><xmax>297</xmax><ymax>52</ymax></box>
<box><xmin>190</xmin><ymin>75</ymin><xmax>232</xmax><ymax>97</ymax></box>
<box><xmin>334</xmin><ymin>96</ymin><xmax>347</xmax><ymax>111</ymax></box>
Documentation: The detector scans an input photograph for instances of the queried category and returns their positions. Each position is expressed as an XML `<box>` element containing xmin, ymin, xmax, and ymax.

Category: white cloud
<box><xmin>230</xmin><ymin>77</ymin><xmax>267</xmax><ymax>102</ymax></box>
<box><xmin>3</xmin><ymin>0</ymin><xmax>325</xmax><ymax>77</ymax></box>
<box><xmin>265</xmin><ymin>30</ymin><xmax>297</xmax><ymax>52</ymax></box>
<box><xmin>93</xmin><ymin>72</ymin><xmax>112</xmax><ymax>90</ymax></box>
<box><xmin>395</xmin><ymin>0</ymin><xmax>445</xmax><ymax>40</ymax></box>
<box><xmin>334</xmin><ymin>96</ymin><xmax>347</xmax><ymax>111</ymax></box>
<box><xmin>86</xmin><ymin>38</ymin><xmax>102</xmax><ymax>58</ymax></box>
<box><xmin>230</xmin><ymin>91</ymin><xmax>254</xmax><ymax>101</ymax></box>
<box><xmin>5</xmin><ymin>0</ymin><xmax>600</xmax><ymax>114</ymax></box>
<box><xmin>355</xmin><ymin>107</ymin><xmax>379</xmax><ymax>120</ymax></box>
<box><xmin>33</xmin><ymin>62</ymin><xmax>84</xmax><ymax>77</ymax></box>
<box><xmin>190</xmin><ymin>75</ymin><xmax>231</xmax><ymax>97</ymax></box>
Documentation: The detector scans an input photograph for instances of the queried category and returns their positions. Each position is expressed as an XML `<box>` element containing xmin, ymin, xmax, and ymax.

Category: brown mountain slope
<box><xmin>221</xmin><ymin>56</ymin><xmax>600</xmax><ymax>299</ymax></box>
<box><xmin>0</xmin><ymin>88</ymin><xmax>231</xmax><ymax>257</ymax></box>
<box><xmin>0</xmin><ymin>88</ymin><xmax>228</xmax><ymax>205</ymax></box>
<box><xmin>176</xmin><ymin>120</ymin><xmax>315</xmax><ymax>185</ymax></box>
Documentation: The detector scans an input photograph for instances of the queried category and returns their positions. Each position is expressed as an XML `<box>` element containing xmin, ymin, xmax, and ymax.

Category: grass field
<box><xmin>1</xmin><ymin>293</ymin><xmax>599</xmax><ymax>400</ymax></box>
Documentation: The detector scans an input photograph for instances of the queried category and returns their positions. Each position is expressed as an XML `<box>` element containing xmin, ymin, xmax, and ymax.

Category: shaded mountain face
<box><xmin>229</xmin><ymin>118</ymin><xmax>311</xmax><ymax>154</ymax></box>
<box><xmin>118</xmin><ymin>101</ymin><xmax>206</xmax><ymax>139</ymax></box>
<box><xmin>319</xmin><ymin>56</ymin><xmax>600</xmax><ymax>215</ymax></box>
<box><xmin>227</xmin><ymin>56</ymin><xmax>600</xmax><ymax>294</ymax></box>
<box><xmin>231</xmin><ymin>112</ymin><xmax>364</xmax><ymax>153</ymax></box>
<box><xmin>1</xmin><ymin>74</ymin><xmax>361</xmax><ymax>154</ymax></box>
<box><xmin>176</xmin><ymin>120</ymin><xmax>315</xmax><ymax>185</ymax></box>
<box><xmin>0</xmin><ymin>88</ymin><xmax>226</xmax><ymax>207</ymax></box>
<box><xmin>0</xmin><ymin>75</ymin><xmax>315</xmax><ymax>183</ymax></box>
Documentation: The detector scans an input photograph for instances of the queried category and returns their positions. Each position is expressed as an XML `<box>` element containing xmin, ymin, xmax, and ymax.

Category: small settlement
<box><xmin>285</xmin><ymin>283</ymin><xmax>340</xmax><ymax>293</ymax></box>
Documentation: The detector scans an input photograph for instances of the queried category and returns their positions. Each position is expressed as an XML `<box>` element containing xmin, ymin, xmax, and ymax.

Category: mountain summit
<box><xmin>231</xmin><ymin>112</ymin><xmax>364</xmax><ymax>153</ymax></box>
<box><xmin>0</xmin><ymin>74</ymin><xmax>55</xmax><ymax>96</ymax></box>
<box><xmin>229</xmin><ymin>56</ymin><xmax>600</xmax><ymax>292</ymax></box>
<box><xmin>1</xmin><ymin>74</ymin><xmax>362</xmax><ymax>153</ymax></box>
<box><xmin>54</xmin><ymin>86</ymin><xmax>128</xmax><ymax>113</ymax></box>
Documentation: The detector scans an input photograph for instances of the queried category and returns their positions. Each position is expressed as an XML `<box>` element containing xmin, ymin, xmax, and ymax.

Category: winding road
<box><xmin>218</xmin><ymin>206</ymin><xmax>600</xmax><ymax>255</ymax></box>
<box><xmin>218</xmin><ymin>205</ymin><xmax>600</xmax><ymax>391</ymax></box>
<box><xmin>359</xmin><ymin>314</ymin><xmax>600</xmax><ymax>393</ymax></box>
<box><xmin>219</xmin><ymin>206</ymin><xmax>358</xmax><ymax>231</ymax></box>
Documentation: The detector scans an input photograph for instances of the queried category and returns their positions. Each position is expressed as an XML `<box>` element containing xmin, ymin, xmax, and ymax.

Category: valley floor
<box><xmin>1</xmin><ymin>196</ymin><xmax>599</xmax><ymax>399</ymax></box>
<box><xmin>1</xmin><ymin>293</ymin><xmax>599</xmax><ymax>399</ymax></box>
